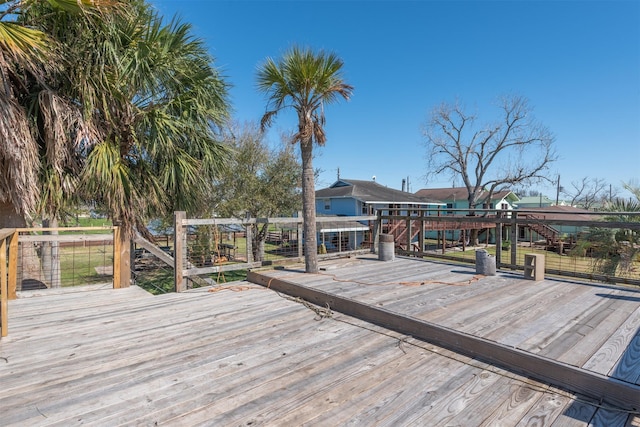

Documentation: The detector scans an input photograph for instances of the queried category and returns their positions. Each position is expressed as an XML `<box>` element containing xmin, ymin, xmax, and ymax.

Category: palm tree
<box><xmin>17</xmin><ymin>0</ymin><xmax>231</xmax><ymax>235</ymax></box>
<box><xmin>0</xmin><ymin>0</ymin><xmax>120</xmax><ymax>288</ymax></box>
<box><xmin>5</xmin><ymin>1</ymin><xmax>230</xmax><ymax>287</ymax></box>
<box><xmin>0</xmin><ymin>0</ymin><xmax>119</xmax><ymax>227</ymax></box>
<box><xmin>76</xmin><ymin>4</ymin><xmax>231</xmax><ymax>236</ymax></box>
<box><xmin>257</xmin><ymin>46</ymin><xmax>353</xmax><ymax>273</ymax></box>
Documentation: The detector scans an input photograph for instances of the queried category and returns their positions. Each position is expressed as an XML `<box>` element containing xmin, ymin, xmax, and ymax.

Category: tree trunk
<box><xmin>251</xmin><ymin>224</ymin><xmax>267</xmax><ymax>262</ymax></box>
<box><xmin>42</xmin><ymin>218</ymin><xmax>61</xmax><ymax>288</ymax></box>
<box><xmin>467</xmin><ymin>196</ymin><xmax>480</xmax><ymax>247</ymax></box>
<box><xmin>0</xmin><ymin>201</ymin><xmax>44</xmax><ymax>289</ymax></box>
<box><xmin>300</xmin><ymin>140</ymin><xmax>318</xmax><ymax>273</ymax></box>
<box><xmin>254</xmin><ymin>238</ymin><xmax>265</xmax><ymax>262</ymax></box>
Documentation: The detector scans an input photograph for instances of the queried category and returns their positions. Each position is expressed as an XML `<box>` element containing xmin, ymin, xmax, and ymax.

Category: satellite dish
<box><xmin>372</xmin><ymin>175</ymin><xmax>376</xmax><ymax>181</ymax></box>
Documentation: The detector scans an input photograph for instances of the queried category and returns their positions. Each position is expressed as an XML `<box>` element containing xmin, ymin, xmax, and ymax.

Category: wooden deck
<box><xmin>1</xmin><ymin>257</ymin><xmax>639</xmax><ymax>426</ymax></box>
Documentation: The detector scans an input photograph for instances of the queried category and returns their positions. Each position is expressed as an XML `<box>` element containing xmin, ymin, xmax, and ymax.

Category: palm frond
<box><xmin>0</xmin><ymin>93</ymin><xmax>38</xmax><ymax>216</ymax></box>
<box><xmin>256</xmin><ymin>45</ymin><xmax>352</xmax><ymax>142</ymax></box>
<box><xmin>0</xmin><ymin>21</ymin><xmax>50</xmax><ymax>69</ymax></box>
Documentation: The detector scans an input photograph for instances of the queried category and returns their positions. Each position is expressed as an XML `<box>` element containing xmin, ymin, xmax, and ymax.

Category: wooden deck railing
<box><xmin>0</xmin><ymin>226</ymin><xmax>128</xmax><ymax>338</ymax></box>
<box><xmin>380</xmin><ymin>208</ymin><xmax>640</xmax><ymax>286</ymax></box>
<box><xmin>173</xmin><ymin>212</ymin><xmax>377</xmax><ymax>292</ymax></box>
<box><xmin>1</xmin><ymin>228</ymin><xmax>16</xmax><ymax>338</ymax></box>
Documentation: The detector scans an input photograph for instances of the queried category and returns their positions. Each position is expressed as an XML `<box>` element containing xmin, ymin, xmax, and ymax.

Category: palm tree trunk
<box><xmin>300</xmin><ymin>140</ymin><xmax>318</xmax><ymax>273</ymax></box>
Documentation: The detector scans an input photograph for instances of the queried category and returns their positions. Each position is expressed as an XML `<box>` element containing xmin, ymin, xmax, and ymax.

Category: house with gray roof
<box><xmin>315</xmin><ymin>179</ymin><xmax>444</xmax><ymax>250</ymax></box>
<box><xmin>316</xmin><ymin>179</ymin><xmax>444</xmax><ymax>216</ymax></box>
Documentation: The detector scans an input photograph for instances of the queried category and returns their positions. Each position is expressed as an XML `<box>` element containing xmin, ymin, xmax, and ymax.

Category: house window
<box><xmin>447</xmin><ymin>203</ymin><xmax>453</xmax><ymax>215</ymax></box>
<box><xmin>324</xmin><ymin>199</ymin><xmax>331</xmax><ymax>210</ymax></box>
<box><xmin>501</xmin><ymin>203</ymin><xmax>508</xmax><ymax>210</ymax></box>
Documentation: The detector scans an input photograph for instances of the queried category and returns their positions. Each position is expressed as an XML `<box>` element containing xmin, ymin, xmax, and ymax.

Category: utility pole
<box><xmin>556</xmin><ymin>175</ymin><xmax>561</xmax><ymax>205</ymax></box>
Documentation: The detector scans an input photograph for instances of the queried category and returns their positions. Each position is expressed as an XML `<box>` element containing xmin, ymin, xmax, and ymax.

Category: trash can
<box><xmin>475</xmin><ymin>249</ymin><xmax>496</xmax><ymax>276</ymax></box>
<box><xmin>379</xmin><ymin>234</ymin><xmax>395</xmax><ymax>261</ymax></box>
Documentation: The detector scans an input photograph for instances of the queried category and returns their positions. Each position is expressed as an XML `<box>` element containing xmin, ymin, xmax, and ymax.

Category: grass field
<box><xmin>59</xmin><ymin>244</ymin><xmax>114</xmax><ymax>286</ymax></box>
<box><xmin>426</xmin><ymin>243</ymin><xmax>640</xmax><ymax>282</ymax></box>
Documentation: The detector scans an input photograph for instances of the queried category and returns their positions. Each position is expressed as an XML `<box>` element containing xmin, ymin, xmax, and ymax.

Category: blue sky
<box><xmin>150</xmin><ymin>0</ymin><xmax>639</xmax><ymax>199</ymax></box>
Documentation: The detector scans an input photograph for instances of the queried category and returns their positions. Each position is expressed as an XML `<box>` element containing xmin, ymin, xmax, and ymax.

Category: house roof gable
<box><xmin>414</xmin><ymin>187</ymin><xmax>519</xmax><ymax>204</ymax></box>
<box><xmin>316</xmin><ymin>179</ymin><xmax>444</xmax><ymax>205</ymax></box>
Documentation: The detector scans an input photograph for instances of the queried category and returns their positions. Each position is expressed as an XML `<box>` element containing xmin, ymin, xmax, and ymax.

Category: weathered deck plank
<box><xmin>559</xmin><ymin>291</ymin><xmax>640</xmax><ymax>368</ymax></box>
<box><xmin>583</xmin><ymin>304</ymin><xmax>640</xmax><ymax>376</ymax></box>
<box><xmin>2</xmin><ymin>255</ymin><xmax>638</xmax><ymax>425</ymax></box>
<box><xmin>251</xmin><ymin>256</ymin><xmax>640</xmax><ymax>413</ymax></box>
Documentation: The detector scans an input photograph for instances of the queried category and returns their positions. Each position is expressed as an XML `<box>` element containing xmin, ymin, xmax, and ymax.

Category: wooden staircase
<box><xmin>523</xmin><ymin>214</ymin><xmax>559</xmax><ymax>244</ymax></box>
<box><xmin>384</xmin><ymin>219</ymin><xmax>421</xmax><ymax>250</ymax></box>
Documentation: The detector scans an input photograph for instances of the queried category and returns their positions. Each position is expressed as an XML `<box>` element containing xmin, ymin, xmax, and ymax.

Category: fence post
<box><xmin>1</xmin><ymin>236</ymin><xmax>7</xmax><ymax>337</ymax></box>
<box><xmin>245</xmin><ymin>213</ymin><xmax>254</xmax><ymax>264</ymax></box>
<box><xmin>174</xmin><ymin>211</ymin><xmax>186</xmax><ymax>292</ymax></box>
<box><xmin>510</xmin><ymin>214</ymin><xmax>518</xmax><ymax>269</ymax></box>
<box><xmin>495</xmin><ymin>211</ymin><xmax>503</xmax><ymax>269</ymax></box>
<box><xmin>406</xmin><ymin>213</ymin><xmax>411</xmax><ymax>253</ymax></box>
<box><xmin>417</xmin><ymin>209</ymin><xmax>425</xmax><ymax>253</ymax></box>
<box><xmin>373</xmin><ymin>211</ymin><xmax>382</xmax><ymax>254</ymax></box>
<box><xmin>8</xmin><ymin>231</ymin><xmax>18</xmax><ymax>300</ymax></box>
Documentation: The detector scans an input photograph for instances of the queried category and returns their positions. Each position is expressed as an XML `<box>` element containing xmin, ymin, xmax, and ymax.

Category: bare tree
<box><xmin>423</xmin><ymin>95</ymin><xmax>556</xmax><ymax>244</ymax></box>
<box><xmin>564</xmin><ymin>177</ymin><xmax>617</xmax><ymax>209</ymax></box>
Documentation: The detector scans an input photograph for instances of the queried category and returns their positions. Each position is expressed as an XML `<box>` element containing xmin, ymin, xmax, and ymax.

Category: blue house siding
<box><xmin>316</xmin><ymin>197</ymin><xmax>360</xmax><ymax>216</ymax></box>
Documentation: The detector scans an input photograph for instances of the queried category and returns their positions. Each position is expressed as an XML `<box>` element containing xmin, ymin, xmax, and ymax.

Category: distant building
<box><xmin>515</xmin><ymin>195</ymin><xmax>573</xmax><ymax>208</ymax></box>
<box><xmin>414</xmin><ymin>187</ymin><xmax>519</xmax><ymax>244</ymax></box>
<box><xmin>315</xmin><ymin>179</ymin><xmax>444</xmax><ymax>250</ymax></box>
<box><xmin>414</xmin><ymin>187</ymin><xmax>519</xmax><ymax>212</ymax></box>
<box><xmin>316</xmin><ymin>179</ymin><xmax>443</xmax><ymax>216</ymax></box>
<box><xmin>517</xmin><ymin>205</ymin><xmax>601</xmax><ymax>245</ymax></box>
<box><xmin>515</xmin><ymin>195</ymin><xmax>555</xmax><ymax>208</ymax></box>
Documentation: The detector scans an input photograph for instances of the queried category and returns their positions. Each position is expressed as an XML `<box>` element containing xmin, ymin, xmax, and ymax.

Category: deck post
<box><xmin>417</xmin><ymin>209</ymin><xmax>425</xmax><ymax>252</ymax></box>
<box><xmin>8</xmin><ymin>231</ymin><xmax>18</xmax><ymax>300</ymax></box>
<box><xmin>174</xmin><ymin>211</ymin><xmax>186</xmax><ymax>292</ymax></box>
<box><xmin>1</xmin><ymin>236</ymin><xmax>7</xmax><ymax>337</ymax></box>
<box><xmin>495</xmin><ymin>211</ymin><xmax>502</xmax><ymax>269</ymax></box>
<box><xmin>405</xmin><ymin>214</ymin><xmax>411</xmax><ymax>252</ymax></box>
<box><xmin>372</xmin><ymin>211</ymin><xmax>381</xmax><ymax>254</ymax></box>
<box><xmin>510</xmin><ymin>214</ymin><xmax>518</xmax><ymax>269</ymax></box>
